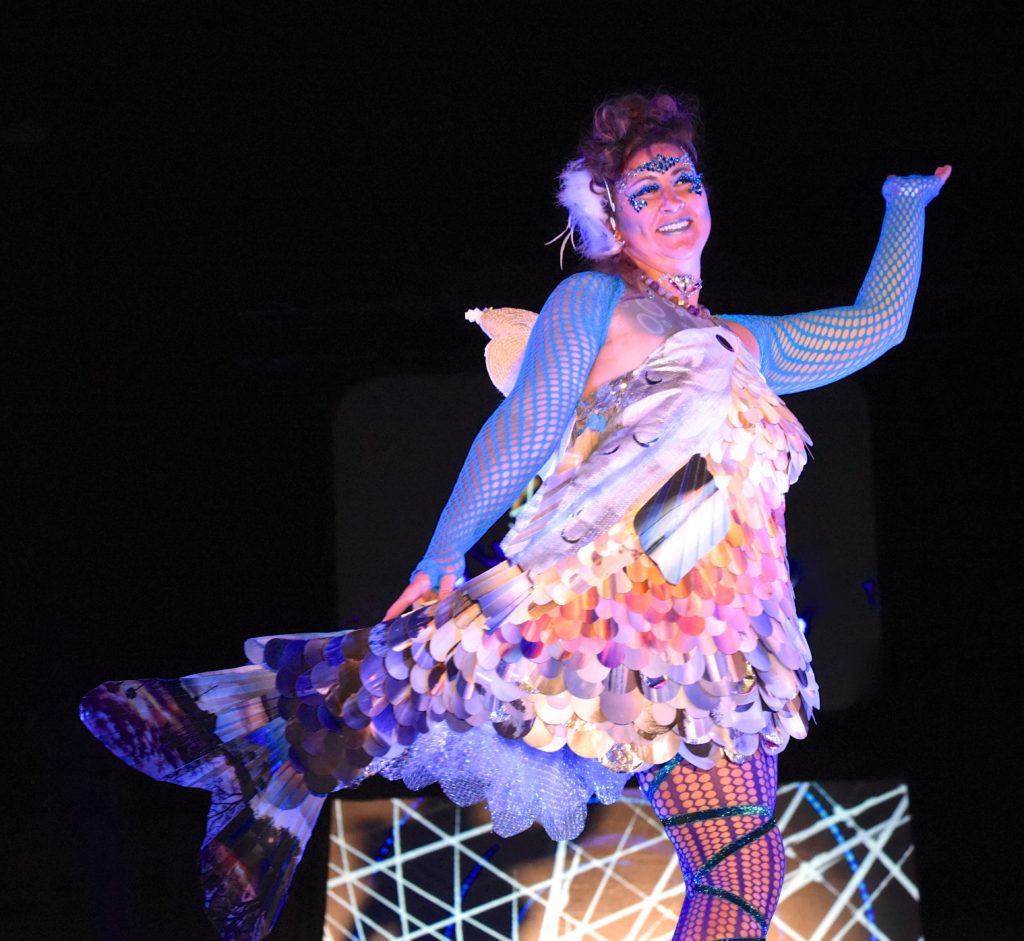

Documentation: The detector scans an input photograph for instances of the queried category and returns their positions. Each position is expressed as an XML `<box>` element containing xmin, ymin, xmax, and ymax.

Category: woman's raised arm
<box><xmin>384</xmin><ymin>271</ymin><xmax>624</xmax><ymax>619</ymax></box>
<box><xmin>722</xmin><ymin>166</ymin><xmax>950</xmax><ymax>394</ymax></box>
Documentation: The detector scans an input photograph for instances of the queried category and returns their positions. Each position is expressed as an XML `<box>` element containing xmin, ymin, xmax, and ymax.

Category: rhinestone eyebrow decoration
<box><xmin>628</xmin><ymin>183</ymin><xmax>659</xmax><ymax>213</ymax></box>
<box><xmin>626</xmin><ymin>171</ymin><xmax>704</xmax><ymax>212</ymax></box>
<box><xmin>675</xmin><ymin>170</ymin><xmax>704</xmax><ymax>196</ymax></box>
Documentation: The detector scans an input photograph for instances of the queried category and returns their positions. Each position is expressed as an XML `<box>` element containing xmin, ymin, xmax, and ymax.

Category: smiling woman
<box><xmin>81</xmin><ymin>91</ymin><xmax>949</xmax><ymax>941</ymax></box>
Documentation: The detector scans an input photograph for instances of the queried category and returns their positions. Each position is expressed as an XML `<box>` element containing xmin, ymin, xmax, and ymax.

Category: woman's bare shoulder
<box><xmin>720</xmin><ymin>319</ymin><xmax>760</xmax><ymax>357</ymax></box>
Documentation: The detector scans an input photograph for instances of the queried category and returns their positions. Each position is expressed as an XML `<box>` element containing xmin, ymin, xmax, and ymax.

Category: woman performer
<box><xmin>81</xmin><ymin>92</ymin><xmax>949</xmax><ymax>941</ymax></box>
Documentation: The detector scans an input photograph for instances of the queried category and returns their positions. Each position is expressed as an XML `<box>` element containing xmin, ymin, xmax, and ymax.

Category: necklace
<box><xmin>636</xmin><ymin>270</ymin><xmax>712</xmax><ymax>320</ymax></box>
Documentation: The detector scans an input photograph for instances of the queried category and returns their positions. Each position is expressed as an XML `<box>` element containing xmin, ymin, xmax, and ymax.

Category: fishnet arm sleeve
<box><xmin>722</xmin><ymin>174</ymin><xmax>944</xmax><ymax>394</ymax></box>
<box><xmin>413</xmin><ymin>272</ymin><xmax>624</xmax><ymax>587</ymax></box>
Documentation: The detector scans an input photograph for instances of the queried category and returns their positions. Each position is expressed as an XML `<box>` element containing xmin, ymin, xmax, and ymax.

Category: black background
<box><xmin>5</xmin><ymin>2</ymin><xmax>1017</xmax><ymax>938</ymax></box>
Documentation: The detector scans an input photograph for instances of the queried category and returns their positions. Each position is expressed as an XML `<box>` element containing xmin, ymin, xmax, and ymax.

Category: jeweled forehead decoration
<box><xmin>615</xmin><ymin>152</ymin><xmax>696</xmax><ymax>191</ymax></box>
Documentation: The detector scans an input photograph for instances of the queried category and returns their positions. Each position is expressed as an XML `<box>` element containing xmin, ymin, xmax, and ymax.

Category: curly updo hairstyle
<box><xmin>555</xmin><ymin>92</ymin><xmax>701</xmax><ymax>266</ymax></box>
<box><xmin>581</xmin><ymin>92</ymin><xmax>699</xmax><ymax>187</ymax></box>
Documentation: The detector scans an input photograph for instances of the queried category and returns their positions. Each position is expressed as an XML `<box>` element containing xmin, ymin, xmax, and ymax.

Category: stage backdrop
<box><xmin>324</xmin><ymin>779</ymin><xmax>920</xmax><ymax>941</ymax></box>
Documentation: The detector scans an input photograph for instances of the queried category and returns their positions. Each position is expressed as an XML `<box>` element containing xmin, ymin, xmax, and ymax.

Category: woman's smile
<box><xmin>656</xmin><ymin>216</ymin><xmax>694</xmax><ymax>233</ymax></box>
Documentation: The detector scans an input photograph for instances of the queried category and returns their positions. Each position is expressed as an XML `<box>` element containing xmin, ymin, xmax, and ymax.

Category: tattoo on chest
<box><xmin>618</xmin><ymin>294</ymin><xmax>694</xmax><ymax>338</ymax></box>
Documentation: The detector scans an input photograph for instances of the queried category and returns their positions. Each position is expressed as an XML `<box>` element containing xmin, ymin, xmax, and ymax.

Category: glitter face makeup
<box><xmin>620</xmin><ymin>156</ymin><xmax>705</xmax><ymax>213</ymax></box>
<box><xmin>611</xmin><ymin>144</ymin><xmax>712</xmax><ymax>279</ymax></box>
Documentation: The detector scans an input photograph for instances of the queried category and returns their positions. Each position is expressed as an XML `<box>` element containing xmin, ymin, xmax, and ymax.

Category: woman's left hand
<box><xmin>882</xmin><ymin>164</ymin><xmax>952</xmax><ymax>204</ymax></box>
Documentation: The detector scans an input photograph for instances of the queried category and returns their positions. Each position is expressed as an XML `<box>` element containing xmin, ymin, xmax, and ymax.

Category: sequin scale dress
<box><xmin>344</xmin><ymin>321</ymin><xmax>817</xmax><ymax>812</ymax></box>
<box><xmin>81</xmin><ymin>319</ymin><xmax>815</xmax><ymax>940</ymax></box>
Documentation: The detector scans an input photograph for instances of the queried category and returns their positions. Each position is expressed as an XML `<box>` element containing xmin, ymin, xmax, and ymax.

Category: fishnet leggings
<box><xmin>415</xmin><ymin>177</ymin><xmax>941</xmax><ymax>584</ymax></box>
<box><xmin>637</xmin><ymin>749</ymin><xmax>784</xmax><ymax>941</ymax></box>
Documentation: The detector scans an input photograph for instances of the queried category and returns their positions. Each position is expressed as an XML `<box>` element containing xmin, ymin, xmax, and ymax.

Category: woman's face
<box><xmin>612</xmin><ymin>143</ymin><xmax>711</xmax><ymax>275</ymax></box>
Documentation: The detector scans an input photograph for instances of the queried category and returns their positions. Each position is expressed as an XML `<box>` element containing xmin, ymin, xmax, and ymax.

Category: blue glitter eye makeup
<box><xmin>675</xmin><ymin>171</ymin><xmax>704</xmax><ymax>195</ymax></box>
<box><xmin>629</xmin><ymin>183</ymin><xmax>660</xmax><ymax>213</ymax></box>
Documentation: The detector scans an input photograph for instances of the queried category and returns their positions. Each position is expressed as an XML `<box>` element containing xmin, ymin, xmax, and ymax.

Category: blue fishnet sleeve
<box><xmin>722</xmin><ymin>174</ymin><xmax>944</xmax><ymax>394</ymax></box>
<box><xmin>414</xmin><ymin>271</ymin><xmax>625</xmax><ymax>587</ymax></box>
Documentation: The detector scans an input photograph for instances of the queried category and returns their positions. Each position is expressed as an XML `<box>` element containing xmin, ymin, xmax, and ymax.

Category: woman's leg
<box><xmin>637</xmin><ymin>747</ymin><xmax>784</xmax><ymax>941</ymax></box>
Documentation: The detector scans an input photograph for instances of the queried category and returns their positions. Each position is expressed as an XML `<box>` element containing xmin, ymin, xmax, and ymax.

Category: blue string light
<box><xmin>445</xmin><ymin>843</ymin><xmax>503</xmax><ymax>939</ymax></box>
<box><xmin>806</xmin><ymin>784</ymin><xmax>877</xmax><ymax>938</ymax></box>
<box><xmin>374</xmin><ymin>797</ymin><xmax>424</xmax><ymax>861</ymax></box>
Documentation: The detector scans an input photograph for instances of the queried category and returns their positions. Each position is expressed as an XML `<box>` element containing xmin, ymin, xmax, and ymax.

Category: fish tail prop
<box><xmin>80</xmin><ymin>639</ymin><xmax>336</xmax><ymax>941</ymax></box>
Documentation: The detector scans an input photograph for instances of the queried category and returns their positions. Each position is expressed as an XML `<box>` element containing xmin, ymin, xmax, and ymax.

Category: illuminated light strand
<box><xmin>326</xmin><ymin>782</ymin><xmax>919</xmax><ymax>941</ymax></box>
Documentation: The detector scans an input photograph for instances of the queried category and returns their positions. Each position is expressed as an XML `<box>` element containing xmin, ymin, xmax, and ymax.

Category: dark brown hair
<box><xmin>576</xmin><ymin>92</ymin><xmax>701</xmax><ymax>185</ymax></box>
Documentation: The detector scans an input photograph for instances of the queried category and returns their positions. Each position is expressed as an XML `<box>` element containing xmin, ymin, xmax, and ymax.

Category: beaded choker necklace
<box><xmin>636</xmin><ymin>270</ymin><xmax>712</xmax><ymax>321</ymax></box>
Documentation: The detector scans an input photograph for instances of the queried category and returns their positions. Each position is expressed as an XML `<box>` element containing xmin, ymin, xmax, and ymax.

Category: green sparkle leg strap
<box><xmin>638</xmin><ymin>749</ymin><xmax>785</xmax><ymax>941</ymax></box>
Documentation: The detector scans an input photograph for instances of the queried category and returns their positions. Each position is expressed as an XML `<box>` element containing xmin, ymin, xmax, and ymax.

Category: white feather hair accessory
<box><xmin>549</xmin><ymin>158</ymin><xmax>622</xmax><ymax>265</ymax></box>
